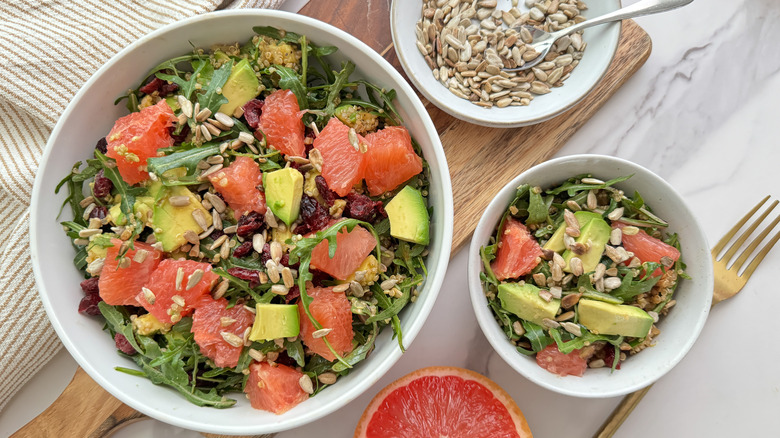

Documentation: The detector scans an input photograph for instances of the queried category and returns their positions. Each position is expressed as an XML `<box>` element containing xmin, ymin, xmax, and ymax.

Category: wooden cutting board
<box><xmin>11</xmin><ymin>1</ymin><xmax>651</xmax><ymax>437</ymax></box>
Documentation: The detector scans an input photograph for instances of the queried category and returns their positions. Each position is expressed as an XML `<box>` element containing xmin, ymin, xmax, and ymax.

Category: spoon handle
<box><xmin>558</xmin><ymin>0</ymin><xmax>693</xmax><ymax>37</ymax></box>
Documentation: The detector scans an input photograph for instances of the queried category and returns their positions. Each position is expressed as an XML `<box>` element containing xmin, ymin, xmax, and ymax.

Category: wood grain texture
<box><xmin>14</xmin><ymin>1</ymin><xmax>651</xmax><ymax>437</ymax></box>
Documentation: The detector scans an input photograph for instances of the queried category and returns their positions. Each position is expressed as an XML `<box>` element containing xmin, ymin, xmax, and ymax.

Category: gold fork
<box><xmin>594</xmin><ymin>195</ymin><xmax>780</xmax><ymax>438</ymax></box>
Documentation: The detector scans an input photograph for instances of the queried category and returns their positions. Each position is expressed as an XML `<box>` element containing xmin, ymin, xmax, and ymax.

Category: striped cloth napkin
<box><xmin>0</xmin><ymin>0</ymin><xmax>290</xmax><ymax>411</ymax></box>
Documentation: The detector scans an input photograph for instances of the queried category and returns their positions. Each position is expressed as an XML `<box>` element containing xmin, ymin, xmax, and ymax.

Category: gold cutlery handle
<box><xmin>593</xmin><ymin>384</ymin><xmax>654</xmax><ymax>438</ymax></box>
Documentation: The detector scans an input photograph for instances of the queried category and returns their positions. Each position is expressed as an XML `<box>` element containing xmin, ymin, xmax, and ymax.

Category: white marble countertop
<box><xmin>3</xmin><ymin>0</ymin><xmax>780</xmax><ymax>436</ymax></box>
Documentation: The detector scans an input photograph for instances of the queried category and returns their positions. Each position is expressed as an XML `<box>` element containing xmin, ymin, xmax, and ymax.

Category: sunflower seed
<box><xmin>186</xmin><ymin>269</ymin><xmax>204</xmax><ymax>290</ymax></box>
<box><xmin>610</xmin><ymin>227</ymin><xmax>622</xmax><ymax>245</ymax></box>
<box><xmin>221</xmin><ymin>332</ymin><xmax>243</xmax><ymax>348</ymax></box>
<box><xmin>312</xmin><ymin>328</ymin><xmax>332</xmax><ymax>338</ymax></box>
<box><xmin>299</xmin><ymin>374</ymin><xmax>314</xmax><ymax>394</ymax></box>
<box><xmin>622</xmin><ymin>226</ymin><xmax>640</xmax><ymax>236</ymax></box>
<box><xmin>141</xmin><ymin>287</ymin><xmax>156</xmax><ymax>304</ymax></box>
<box><xmin>271</xmin><ymin>284</ymin><xmax>289</xmax><ymax>295</ymax></box>
<box><xmin>603</xmin><ymin>277</ymin><xmax>622</xmax><ymax>290</ymax></box>
<box><xmin>332</xmin><ymin>283</ymin><xmax>350</xmax><ymax>293</ymax></box>
<box><xmin>541</xmin><ymin>318</ymin><xmax>560</xmax><ymax>329</ymax></box>
<box><xmin>512</xmin><ymin>320</ymin><xmax>526</xmax><ymax>336</ymax></box>
<box><xmin>213</xmin><ymin>280</ymin><xmax>229</xmax><ymax>300</ymax></box>
<box><xmin>318</xmin><ymin>372</ymin><xmax>338</xmax><ymax>385</ymax></box>
<box><xmin>266</xmin><ymin>260</ymin><xmax>281</xmax><ymax>283</ymax></box>
<box><xmin>569</xmin><ymin>257</ymin><xmax>584</xmax><ymax>276</ymax></box>
<box><xmin>561</xmin><ymin>322</ymin><xmax>582</xmax><ymax>336</ymax></box>
<box><xmin>178</xmin><ymin>95</ymin><xmax>193</xmax><ymax>118</ymax></box>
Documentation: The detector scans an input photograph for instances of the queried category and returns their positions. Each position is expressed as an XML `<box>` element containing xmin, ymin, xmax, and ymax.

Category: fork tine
<box><xmin>732</xmin><ymin>214</ymin><xmax>780</xmax><ymax>272</ymax></box>
<box><xmin>720</xmin><ymin>199</ymin><xmax>777</xmax><ymax>263</ymax></box>
<box><xmin>712</xmin><ymin>195</ymin><xmax>770</xmax><ymax>255</ymax></box>
<box><xmin>741</xmin><ymin>227</ymin><xmax>780</xmax><ymax>280</ymax></box>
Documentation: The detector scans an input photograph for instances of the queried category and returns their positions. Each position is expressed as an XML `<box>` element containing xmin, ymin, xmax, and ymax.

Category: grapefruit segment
<box><xmin>98</xmin><ymin>239</ymin><xmax>162</xmax><ymax>306</ymax></box>
<box><xmin>191</xmin><ymin>296</ymin><xmax>255</xmax><ymax>368</ymax></box>
<box><xmin>536</xmin><ymin>344</ymin><xmax>587</xmax><ymax>377</ymax></box>
<box><xmin>355</xmin><ymin>366</ymin><xmax>533</xmax><ymax>438</ymax></box>
<box><xmin>208</xmin><ymin>155</ymin><xmax>267</xmax><ymax>216</ymax></box>
<box><xmin>363</xmin><ymin>126</ymin><xmax>422</xmax><ymax>196</ymax></box>
<box><xmin>298</xmin><ymin>286</ymin><xmax>354</xmax><ymax>362</ymax></box>
<box><xmin>613</xmin><ymin>222</ymin><xmax>680</xmax><ymax>276</ymax></box>
<box><xmin>310</xmin><ymin>225</ymin><xmax>377</xmax><ymax>280</ymax></box>
<box><xmin>313</xmin><ymin>117</ymin><xmax>366</xmax><ymax>197</ymax></box>
<box><xmin>138</xmin><ymin>259</ymin><xmax>219</xmax><ymax>324</ymax></box>
<box><xmin>258</xmin><ymin>89</ymin><xmax>305</xmax><ymax>157</ymax></box>
<box><xmin>492</xmin><ymin>218</ymin><xmax>544</xmax><ymax>281</ymax></box>
<box><xmin>245</xmin><ymin>361</ymin><xmax>309</xmax><ymax>414</ymax></box>
<box><xmin>106</xmin><ymin>100</ymin><xmax>175</xmax><ymax>185</ymax></box>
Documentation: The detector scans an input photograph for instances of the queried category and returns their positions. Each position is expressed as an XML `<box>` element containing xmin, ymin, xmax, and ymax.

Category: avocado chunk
<box><xmin>497</xmin><ymin>282</ymin><xmax>560</xmax><ymax>326</ymax></box>
<box><xmin>563</xmin><ymin>215</ymin><xmax>611</xmax><ymax>273</ymax></box>
<box><xmin>249</xmin><ymin>304</ymin><xmax>300</xmax><ymax>341</ymax></box>
<box><xmin>149</xmin><ymin>182</ymin><xmax>212</xmax><ymax>252</ymax></box>
<box><xmin>543</xmin><ymin>211</ymin><xmax>602</xmax><ymax>253</ymax></box>
<box><xmin>109</xmin><ymin>196</ymin><xmax>155</xmax><ymax>227</ymax></box>
<box><xmin>265</xmin><ymin>168</ymin><xmax>303</xmax><ymax>226</ymax></box>
<box><xmin>385</xmin><ymin>185</ymin><xmax>429</xmax><ymax>245</ymax></box>
<box><xmin>218</xmin><ymin>59</ymin><xmax>260</xmax><ymax>116</ymax></box>
<box><xmin>578</xmin><ymin>299</ymin><xmax>654</xmax><ymax>337</ymax></box>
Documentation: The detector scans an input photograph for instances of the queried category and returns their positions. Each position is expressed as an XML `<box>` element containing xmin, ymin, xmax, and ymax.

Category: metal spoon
<box><xmin>505</xmin><ymin>0</ymin><xmax>693</xmax><ymax>72</ymax></box>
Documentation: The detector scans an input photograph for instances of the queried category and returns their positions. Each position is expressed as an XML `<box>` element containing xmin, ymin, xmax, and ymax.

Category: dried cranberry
<box><xmin>284</xmin><ymin>285</ymin><xmax>300</xmax><ymax>304</ymax></box>
<box><xmin>344</xmin><ymin>191</ymin><xmax>386</xmax><ymax>223</ymax></box>
<box><xmin>139</xmin><ymin>77</ymin><xmax>179</xmax><ymax>97</ymax></box>
<box><xmin>242</xmin><ymin>99</ymin><xmax>264</xmax><ymax>130</ymax></box>
<box><xmin>260</xmin><ymin>243</ymin><xmax>291</xmax><ymax>267</ymax></box>
<box><xmin>89</xmin><ymin>205</ymin><xmax>108</xmax><ymax>220</ymax></box>
<box><xmin>78</xmin><ymin>293</ymin><xmax>103</xmax><ymax>316</ymax></box>
<box><xmin>236</xmin><ymin>211</ymin><xmax>265</xmax><ymax>238</ymax></box>
<box><xmin>80</xmin><ymin>277</ymin><xmax>100</xmax><ymax>295</ymax></box>
<box><xmin>275</xmin><ymin>350</ymin><xmax>298</xmax><ymax>367</ymax></box>
<box><xmin>315</xmin><ymin>175</ymin><xmax>338</xmax><ymax>207</ymax></box>
<box><xmin>299</xmin><ymin>195</ymin><xmax>331</xmax><ymax>233</ymax></box>
<box><xmin>170</xmin><ymin>123</ymin><xmax>190</xmax><ymax>144</ymax></box>
<box><xmin>209</xmin><ymin>228</ymin><xmax>225</xmax><ymax>241</ymax></box>
<box><xmin>94</xmin><ymin>137</ymin><xmax>108</xmax><ymax>155</ymax></box>
<box><xmin>232</xmin><ymin>241</ymin><xmax>253</xmax><ymax>258</ymax></box>
<box><xmin>93</xmin><ymin>170</ymin><xmax>114</xmax><ymax>198</ymax></box>
<box><xmin>603</xmin><ymin>346</ymin><xmax>621</xmax><ymax>370</ymax></box>
<box><xmin>309</xmin><ymin>269</ymin><xmax>330</xmax><ymax>288</ymax></box>
<box><xmin>227</xmin><ymin>267</ymin><xmax>260</xmax><ymax>288</ymax></box>
<box><xmin>114</xmin><ymin>333</ymin><xmax>137</xmax><ymax>355</ymax></box>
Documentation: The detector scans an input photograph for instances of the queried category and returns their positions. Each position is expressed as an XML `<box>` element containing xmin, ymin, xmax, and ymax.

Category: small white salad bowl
<box><xmin>467</xmin><ymin>154</ymin><xmax>712</xmax><ymax>398</ymax></box>
<box><xmin>29</xmin><ymin>10</ymin><xmax>453</xmax><ymax>435</ymax></box>
<box><xmin>391</xmin><ymin>0</ymin><xmax>621</xmax><ymax>128</ymax></box>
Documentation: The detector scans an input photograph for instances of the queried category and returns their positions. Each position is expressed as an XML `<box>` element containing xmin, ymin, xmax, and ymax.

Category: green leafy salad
<box><xmin>480</xmin><ymin>175</ymin><xmax>688</xmax><ymax>376</ymax></box>
<box><xmin>57</xmin><ymin>26</ymin><xmax>432</xmax><ymax>413</ymax></box>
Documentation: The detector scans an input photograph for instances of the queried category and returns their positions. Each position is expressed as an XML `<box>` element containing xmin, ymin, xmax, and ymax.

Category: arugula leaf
<box><xmin>324</xmin><ymin>62</ymin><xmax>356</xmax><ymax>116</ymax></box>
<box><xmin>526</xmin><ymin>189</ymin><xmax>550</xmax><ymax>224</ymax></box>
<box><xmin>611</xmin><ymin>263</ymin><xmax>663</xmax><ymax>301</ymax></box>
<box><xmin>197</xmin><ymin>62</ymin><xmax>232</xmax><ymax>114</ymax></box>
<box><xmin>521</xmin><ymin>320</ymin><xmax>552</xmax><ymax>352</ymax></box>
<box><xmin>155</xmin><ymin>58</ymin><xmax>207</xmax><ymax>101</ymax></box>
<box><xmin>547</xmin><ymin>175</ymin><xmax>633</xmax><ymax>196</ymax></box>
<box><xmin>284</xmin><ymin>339</ymin><xmax>306</xmax><ymax>367</ymax></box>
<box><xmin>332</xmin><ymin>322</ymin><xmax>379</xmax><ymax>373</ymax></box>
<box><xmin>274</xmin><ymin>65</ymin><xmax>308</xmax><ymax>109</ymax></box>
<box><xmin>94</xmin><ymin>152</ymin><xmax>143</xmax><ymax>223</ymax></box>
<box><xmin>146</xmin><ymin>144</ymin><xmax>220</xmax><ymax>182</ymax></box>
<box><xmin>550</xmin><ymin>328</ymin><xmax>623</xmax><ymax>354</ymax></box>
<box><xmin>98</xmin><ymin>302</ymin><xmax>143</xmax><ymax>354</ymax></box>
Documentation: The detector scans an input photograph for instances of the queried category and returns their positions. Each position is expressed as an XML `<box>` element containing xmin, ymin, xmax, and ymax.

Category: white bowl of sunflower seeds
<box><xmin>391</xmin><ymin>0</ymin><xmax>621</xmax><ymax>127</ymax></box>
<box><xmin>468</xmin><ymin>154</ymin><xmax>713</xmax><ymax>397</ymax></box>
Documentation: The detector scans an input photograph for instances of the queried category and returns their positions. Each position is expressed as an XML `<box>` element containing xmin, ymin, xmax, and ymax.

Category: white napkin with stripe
<box><xmin>0</xmin><ymin>0</ymin><xmax>291</xmax><ymax>411</ymax></box>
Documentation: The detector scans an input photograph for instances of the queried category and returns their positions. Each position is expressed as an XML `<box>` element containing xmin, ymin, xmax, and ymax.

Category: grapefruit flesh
<box><xmin>191</xmin><ymin>296</ymin><xmax>255</xmax><ymax>368</ymax></box>
<box><xmin>613</xmin><ymin>222</ymin><xmax>680</xmax><ymax>276</ymax></box>
<box><xmin>313</xmin><ymin>117</ymin><xmax>366</xmax><ymax>197</ymax></box>
<box><xmin>492</xmin><ymin>218</ymin><xmax>544</xmax><ymax>281</ymax></box>
<box><xmin>138</xmin><ymin>259</ymin><xmax>219</xmax><ymax>324</ymax></box>
<box><xmin>208</xmin><ymin>155</ymin><xmax>267</xmax><ymax>216</ymax></box>
<box><xmin>310</xmin><ymin>225</ymin><xmax>376</xmax><ymax>280</ymax></box>
<box><xmin>245</xmin><ymin>361</ymin><xmax>309</xmax><ymax>414</ymax></box>
<box><xmin>298</xmin><ymin>286</ymin><xmax>354</xmax><ymax>362</ymax></box>
<box><xmin>98</xmin><ymin>239</ymin><xmax>162</xmax><ymax>306</ymax></box>
<box><xmin>106</xmin><ymin>100</ymin><xmax>175</xmax><ymax>185</ymax></box>
<box><xmin>258</xmin><ymin>89</ymin><xmax>305</xmax><ymax>157</ymax></box>
<box><xmin>536</xmin><ymin>344</ymin><xmax>588</xmax><ymax>377</ymax></box>
<box><xmin>355</xmin><ymin>366</ymin><xmax>533</xmax><ymax>438</ymax></box>
<box><xmin>363</xmin><ymin>126</ymin><xmax>423</xmax><ymax>196</ymax></box>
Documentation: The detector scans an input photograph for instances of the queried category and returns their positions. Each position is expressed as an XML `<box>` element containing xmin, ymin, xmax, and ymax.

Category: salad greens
<box><xmin>59</xmin><ymin>27</ymin><xmax>430</xmax><ymax>410</ymax></box>
<box><xmin>480</xmin><ymin>174</ymin><xmax>687</xmax><ymax>374</ymax></box>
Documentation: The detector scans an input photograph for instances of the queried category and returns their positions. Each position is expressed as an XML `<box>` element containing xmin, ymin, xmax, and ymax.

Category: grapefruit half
<box><xmin>355</xmin><ymin>366</ymin><xmax>533</xmax><ymax>438</ymax></box>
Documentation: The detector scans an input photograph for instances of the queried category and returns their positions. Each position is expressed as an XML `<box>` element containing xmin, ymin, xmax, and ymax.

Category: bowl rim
<box><xmin>467</xmin><ymin>154</ymin><xmax>713</xmax><ymax>397</ymax></box>
<box><xmin>29</xmin><ymin>9</ymin><xmax>454</xmax><ymax>434</ymax></box>
<box><xmin>390</xmin><ymin>0</ymin><xmax>623</xmax><ymax>128</ymax></box>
